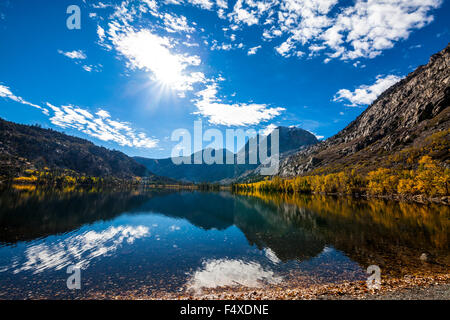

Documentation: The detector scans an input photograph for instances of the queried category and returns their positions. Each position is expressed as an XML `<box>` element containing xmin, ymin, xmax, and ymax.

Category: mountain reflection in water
<box><xmin>0</xmin><ymin>189</ymin><xmax>448</xmax><ymax>298</ymax></box>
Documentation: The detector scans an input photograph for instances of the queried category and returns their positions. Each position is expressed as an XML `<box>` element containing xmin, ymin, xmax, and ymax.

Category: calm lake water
<box><xmin>0</xmin><ymin>189</ymin><xmax>448</xmax><ymax>299</ymax></box>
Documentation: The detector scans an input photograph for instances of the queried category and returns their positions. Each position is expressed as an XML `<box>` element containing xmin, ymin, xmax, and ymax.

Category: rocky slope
<box><xmin>278</xmin><ymin>44</ymin><xmax>450</xmax><ymax>177</ymax></box>
<box><xmin>0</xmin><ymin>118</ymin><xmax>153</xmax><ymax>179</ymax></box>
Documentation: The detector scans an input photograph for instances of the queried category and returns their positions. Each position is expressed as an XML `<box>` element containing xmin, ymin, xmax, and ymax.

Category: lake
<box><xmin>0</xmin><ymin>188</ymin><xmax>448</xmax><ymax>299</ymax></box>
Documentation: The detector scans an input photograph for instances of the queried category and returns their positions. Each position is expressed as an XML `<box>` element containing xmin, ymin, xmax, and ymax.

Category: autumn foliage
<box><xmin>233</xmin><ymin>156</ymin><xmax>449</xmax><ymax>198</ymax></box>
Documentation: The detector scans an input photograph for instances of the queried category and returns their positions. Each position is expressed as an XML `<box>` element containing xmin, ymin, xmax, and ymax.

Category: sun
<box><xmin>149</xmin><ymin>49</ymin><xmax>187</xmax><ymax>90</ymax></box>
<box><xmin>156</xmin><ymin>63</ymin><xmax>184</xmax><ymax>88</ymax></box>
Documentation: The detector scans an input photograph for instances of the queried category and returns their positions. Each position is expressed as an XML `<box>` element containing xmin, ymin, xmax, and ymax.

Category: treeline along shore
<box><xmin>233</xmin><ymin>155</ymin><xmax>449</xmax><ymax>205</ymax></box>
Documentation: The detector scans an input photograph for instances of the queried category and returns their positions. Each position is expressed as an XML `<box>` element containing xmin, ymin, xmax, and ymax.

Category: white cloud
<box><xmin>96</xmin><ymin>110</ymin><xmax>111</xmax><ymax>118</ymax></box>
<box><xmin>57</xmin><ymin>49</ymin><xmax>87</xmax><ymax>60</ymax></box>
<box><xmin>228</xmin><ymin>0</ymin><xmax>276</xmax><ymax>27</ymax></box>
<box><xmin>1</xmin><ymin>82</ymin><xmax>158</xmax><ymax>149</ymax></box>
<box><xmin>58</xmin><ymin>49</ymin><xmax>102</xmax><ymax>72</ymax></box>
<box><xmin>187</xmin><ymin>0</ymin><xmax>215</xmax><ymax>10</ymax></box>
<box><xmin>229</xmin><ymin>0</ymin><xmax>260</xmax><ymax>26</ymax></box>
<box><xmin>216</xmin><ymin>0</ymin><xmax>228</xmax><ymax>9</ymax></box>
<box><xmin>0</xmin><ymin>84</ymin><xmax>48</xmax><ymax>114</ymax></box>
<box><xmin>163</xmin><ymin>13</ymin><xmax>195</xmax><ymax>33</ymax></box>
<box><xmin>186</xmin><ymin>0</ymin><xmax>442</xmax><ymax>61</ymax></box>
<box><xmin>320</xmin><ymin>0</ymin><xmax>442</xmax><ymax>60</ymax></box>
<box><xmin>97</xmin><ymin>25</ymin><xmax>106</xmax><ymax>40</ymax></box>
<box><xmin>92</xmin><ymin>2</ymin><xmax>112</xmax><ymax>9</ymax></box>
<box><xmin>47</xmin><ymin>103</ymin><xmax>159</xmax><ymax>148</ymax></box>
<box><xmin>334</xmin><ymin>74</ymin><xmax>402</xmax><ymax>106</ymax></box>
<box><xmin>275</xmin><ymin>0</ymin><xmax>337</xmax><ymax>53</ymax></box>
<box><xmin>248</xmin><ymin>45</ymin><xmax>262</xmax><ymax>55</ymax></box>
<box><xmin>167</xmin><ymin>0</ymin><xmax>214</xmax><ymax>10</ymax></box>
<box><xmin>83</xmin><ymin>64</ymin><xmax>103</xmax><ymax>73</ymax></box>
<box><xmin>275</xmin><ymin>41</ymin><xmax>295</xmax><ymax>57</ymax></box>
<box><xmin>82</xmin><ymin>65</ymin><xmax>93</xmax><ymax>72</ymax></box>
<box><xmin>193</xmin><ymin>82</ymin><xmax>284</xmax><ymax>126</ymax></box>
<box><xmin>142</xmin><ymin>0</ymin><xmax>158</xmax><ymax>11</ymax></box>
<box><xmin>210</xmin><ymin>39</ymin><xmax>246</xmax><ymax>51</ymax></box>
<box><xmin>164</xmin><ymin>0</ymin><xmax>184</xmax><ymax>5</ymax></box>
<box><xmin>0</xmin><ymin>85</ymin><xmax>13</xmax><ymax>97</ymax></box>
<box><xmin>97</xmin><ymin>0</ymin><xmax>441</xmax><ymax>62</ymax></box>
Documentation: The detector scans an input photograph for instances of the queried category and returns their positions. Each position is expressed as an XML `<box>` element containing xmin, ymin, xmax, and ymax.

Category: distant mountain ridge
<box><xmin>0</xmin><ymin>118</ymin><xmax>154</xmax><ymax>179</ymax></box>
<box><xmin>135</xmin><ymin>148</ymin><xmax>239</xmax><ymax>183</ymax></box>
<box><xmin>135</xmin><ymin>126</ymin><xmax>318</xmax><ymax>183</ymax></box>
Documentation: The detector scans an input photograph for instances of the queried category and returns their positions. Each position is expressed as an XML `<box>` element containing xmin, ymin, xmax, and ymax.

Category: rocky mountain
<box><xmin>135</xmin><ymin>148</ymin><xmax>239</xmax><ymax>183</ymax></box>
<box><xmin>135</xmin><ymin>126</ymin><xmax>318</xmax><ymax>183</ymax></box>
<box><xmin>277</xmin><ymin>44</ymin><xmax>450</xmax><ymax>177</ymax></box>
<box><xmin>0</xmin><ymin>118</ymin><xmax>154</xmax><ymax>179</ymax></box>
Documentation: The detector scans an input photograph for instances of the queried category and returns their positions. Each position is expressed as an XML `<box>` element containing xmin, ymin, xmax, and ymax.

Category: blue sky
<box><xmin>0</xmin><ymin>0</ymin><xmax>448</xmax><ymax>158</ymax></box>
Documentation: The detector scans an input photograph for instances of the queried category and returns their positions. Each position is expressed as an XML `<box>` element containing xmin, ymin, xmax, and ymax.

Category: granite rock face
<box><xmin>278</xmin><ymin>44</ymin><xmax>450</xmax><ymax>177</ymax></box>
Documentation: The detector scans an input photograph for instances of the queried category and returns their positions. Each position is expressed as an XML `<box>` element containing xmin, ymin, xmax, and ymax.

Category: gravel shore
<box><xmin>358</xmin><ymin>283</ymin><xmax>450</xmax><ymax>300</ymax></box>
<box><xmin>170</xmin><ymin>274</ymin><xmax>450</xmax><ymax>300</ymax></box>
<box><xmin>77</xmin><ymin>273</ymin><xmax>449</xmax><ymax>300</ymax></box>
<box><xmin>46</xmin><ymin>272</ymin><xmax>448</xmax><ymax>300</ymax></box>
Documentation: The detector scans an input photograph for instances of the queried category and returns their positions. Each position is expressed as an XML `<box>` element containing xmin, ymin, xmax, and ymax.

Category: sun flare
<box><xmin>111</xmin><ymin>28</ymin><xmax>201</xmax><ymax>92</ymax></box>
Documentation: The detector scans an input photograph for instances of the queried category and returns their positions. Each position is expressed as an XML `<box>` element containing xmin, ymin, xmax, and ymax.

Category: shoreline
<box><xmin>3</xmin><ymin>181</ymin><xmax>449</xmax><ymax>206</ymax></box>
<box><xmin>2</xmin><ymin>274</ymin><xmax>449</xmax><ymax>300</ymax></box>
<box><xmin>322</xmin><ymin>192</ymin><xmax>449</xmax><ymax>206</ymax></box>
<box><xmin>235</xmin><ymin>190</ymin><xmax>449</xmax><ymax>206</ymax></box>
<box><xmin>350</xmin><ymin>192</ymin><xmax>448</xmax><ymax>205</ymax></box>
<box><xmin>171</xmin><ymin>274</ymin><xmax>450</xmax><ymax>300</ymax></box>
<box><xmin>174</xmin><ymin>273</ymin><xmax>450</xmax><ymax>300</ymax></box>
<box><xmin>71</xmin><ymin>273</ymin><xmax>450</xmax><ymax>301</ymax></box>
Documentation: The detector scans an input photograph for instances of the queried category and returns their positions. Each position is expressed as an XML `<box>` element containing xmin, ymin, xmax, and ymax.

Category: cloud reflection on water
<box><xmin>264</xmin><ymin>248</ymin><xmax>281</xmax><ymax>264</ymax></box>
<box><xmin>186</xmin><ymin>258</ymin><xmax>282</xmax><ymax>293</ymax></box>
<box><xmin>9</xmin><ymin>225</ymin><xmax>149</xmax><ymax>274</ymax></box>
